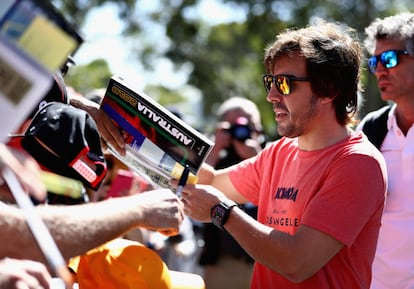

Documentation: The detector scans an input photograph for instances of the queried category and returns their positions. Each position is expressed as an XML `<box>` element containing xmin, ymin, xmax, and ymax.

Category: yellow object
<box><xmin>18</xmin><ymin>16</ymin><xmax>77</xmax><ymax>71</ymax></box>
<box><xmin>170</xmin><ymin>163</ymin><xmax>198</xmax><ymax>184</ymax></box>
<box><xmin>69</xmin><ymin>239</ymin><xmax>205</xmax><ymax>289</ymax></box>
<box><xmin>40</xmin><ymin>171</ymin><xmax>84</xmax><ymax>198</ymax></box>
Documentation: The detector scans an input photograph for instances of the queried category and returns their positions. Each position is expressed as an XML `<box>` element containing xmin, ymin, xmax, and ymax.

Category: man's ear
<box><xmin>320</xmin><ymin>95</ymin><xmax>336</xmax><ymax>104</ymax></box>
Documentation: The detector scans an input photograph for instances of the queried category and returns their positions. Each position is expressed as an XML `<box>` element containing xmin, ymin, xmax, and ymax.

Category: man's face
<box><xmin>265</xmin><ymin>52</ymin><xmax>318</xmax><ymax>138</ymax></box>
<box><xmin>373</xmin><ymin>38</ymin><xmax>414</xmax><ymax>103</ymax></box>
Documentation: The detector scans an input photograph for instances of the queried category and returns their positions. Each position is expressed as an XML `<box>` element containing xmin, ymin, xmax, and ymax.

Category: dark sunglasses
<box><xmin>262</xmin><ymin>74</ymin><xmax>309</xmax><ymax>95</ymax></box>
<box><xmin>367</xmin><ymin>50</ymin><xmax>409</xmax><ymax>74</ymax></box>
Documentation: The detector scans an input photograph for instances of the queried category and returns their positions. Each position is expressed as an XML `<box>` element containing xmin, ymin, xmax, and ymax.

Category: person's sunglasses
<box><xmin>367</xmin><ymin>50</ymin><xmax>409</xmax><ymax>74</ymax></box>
<box><xmin>262</xmin><ymin>74</ymin><xmax>309</xmax><ymax>95</ymax></box>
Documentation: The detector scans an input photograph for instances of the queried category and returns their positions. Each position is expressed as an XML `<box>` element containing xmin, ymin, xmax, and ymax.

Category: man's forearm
<box><xmin>38</xmin><ymin>199</ymin><xmax>136</xmax><ymax>260</ymax></box>
<box><xmin>69</xmin><ymin>93</ymin><xmax>100</xmax><ymax>113</ymax></box>
<box><xmin>0</xmin><ymin>200</ymin><xmax>135</xmax><ymax>263</ymax></box>
<box><xmin>0</xmin><ymin>190</ymin><xmax>182</xmax><ymax>263</ymax></box>
<box><xmin>197</xmin><ymin>163</ymin><xmax>216</xmax><ymax>185</ymax></box>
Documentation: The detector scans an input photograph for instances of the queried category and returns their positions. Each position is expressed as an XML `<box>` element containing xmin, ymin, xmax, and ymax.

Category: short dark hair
<box><xmin>264</xmin><ymin>19</ymin><xmax>362</xmax><ymax>126</ymax></box>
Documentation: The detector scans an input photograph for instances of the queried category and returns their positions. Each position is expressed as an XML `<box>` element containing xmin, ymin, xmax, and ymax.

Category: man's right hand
<box><xmin>135</xmin><ymin>189</ymin><xmax>185</xmax><ymax>236</ymax></box>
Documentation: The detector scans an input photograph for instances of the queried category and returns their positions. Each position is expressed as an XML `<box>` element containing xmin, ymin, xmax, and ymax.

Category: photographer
<box><xmin>200</xmin><ymin>96</ymin><xmax>265</xmax><ymax>289</ymax></box>
<box><xmin>206</xmin><ymin>97</ymin><xmax>265</xmax><ymax>169</ymax></box>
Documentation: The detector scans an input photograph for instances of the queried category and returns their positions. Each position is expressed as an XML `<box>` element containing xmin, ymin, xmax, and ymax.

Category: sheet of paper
<box><xmin>0</xmin><ymin>37</ymin><xmax>51</xmax><ymax>142</ymax></box>
<box><xmin>0</xmin><ymin>0</ymin><xmax>83</xmax><ymax>72</ymax></box>
<box><xmin>18</xmin><ymin>16</ymin><xmax>77</xmax><ymax>71</ymax></box>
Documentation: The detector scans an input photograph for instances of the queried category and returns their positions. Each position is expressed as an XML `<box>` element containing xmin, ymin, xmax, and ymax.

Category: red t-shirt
<box><xmin>229</xmin><ymin>131</ymin><xmax>387</xmax><ymax>289</ymax></box>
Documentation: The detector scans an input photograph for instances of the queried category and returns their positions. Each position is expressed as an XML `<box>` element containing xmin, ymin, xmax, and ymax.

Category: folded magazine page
<box><xmin>101</xmin><ymin>76</ymin><xmax>214</xmax><ymax>190</ymax></box>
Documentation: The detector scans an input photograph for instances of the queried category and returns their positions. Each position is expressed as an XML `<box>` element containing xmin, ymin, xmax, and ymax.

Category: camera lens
<box><xmin>230</xmin><ymin>124</ymin><xmax>251</xmax><ymax>141</ymax></box>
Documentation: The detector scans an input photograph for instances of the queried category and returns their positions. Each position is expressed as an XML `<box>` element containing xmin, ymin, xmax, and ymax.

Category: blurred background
<box><xmin>52</xmin><ymin>0</ymin><xmax>414</xmax><ymax>141</ymax></box>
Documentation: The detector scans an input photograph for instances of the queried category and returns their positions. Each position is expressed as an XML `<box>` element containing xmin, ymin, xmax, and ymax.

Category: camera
<box><xmin>222</xmin><ymin>116</ymin><xmax>252</xmax><ymax>141</ymax></box>
<box><xmin>229</xmin><ymin>124</ymin><xmax>252</xmax><ymax>141</ymax></box>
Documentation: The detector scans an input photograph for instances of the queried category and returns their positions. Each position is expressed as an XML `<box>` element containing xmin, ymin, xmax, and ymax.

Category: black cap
<box><xmin>21</xmin><ymin>102</ymin><xmax>106</xmax><ymax>190</ymax></box>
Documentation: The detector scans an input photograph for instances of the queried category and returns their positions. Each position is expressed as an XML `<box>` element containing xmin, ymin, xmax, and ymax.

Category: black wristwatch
<box><xmin>210</xmin><ymin>199</ymin><xmax>238</xmax><ymax>230</ymax></box>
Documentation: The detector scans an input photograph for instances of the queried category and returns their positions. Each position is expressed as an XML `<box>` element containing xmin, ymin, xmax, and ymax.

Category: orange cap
<box><xmin>70</xmin><ymin>239</ymin><xmax>171</xmax><ymax>289</ymax></box>
<box><xmin>69</xmin><ymin>238</ymin><xmax>205</xmax><ymax>289</ymax></box>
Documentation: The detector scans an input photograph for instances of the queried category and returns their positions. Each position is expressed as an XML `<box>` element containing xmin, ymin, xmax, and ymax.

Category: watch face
<box><xmin>211</xmin><ymin>204</ymin><xmax>227</xmax><ymax>229</ymax></box>
<box><xmin>211</xmin><ymin>200</ymin><xmax>237</xmax><ymax>229</ymax></box>
<box><xmin>213</xmin><ymin>206</ymin><xmax>226</xmax><ymax>222</ymax></box>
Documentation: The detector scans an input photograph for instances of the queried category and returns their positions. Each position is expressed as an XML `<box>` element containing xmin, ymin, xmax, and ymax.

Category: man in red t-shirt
<box><xmin>179</xmin><ymin>20</ymin><xmax>387</xmax><ymax>289</ymax></box>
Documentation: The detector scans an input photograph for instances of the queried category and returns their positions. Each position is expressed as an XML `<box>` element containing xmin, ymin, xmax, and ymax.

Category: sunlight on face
<box><xmin>277</xmin><ymin>94</ymin><xmax>319</xmax><ymax>138</ymax></box>
<box><xmin>270</xmin><ymin>52</ymin><xmax>318</xmax><ymax>138</ymax></box>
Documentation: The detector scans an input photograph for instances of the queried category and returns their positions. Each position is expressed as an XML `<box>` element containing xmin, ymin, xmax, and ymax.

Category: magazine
<box><xmin>100</xmin><ymin>76</ymin><xmax>214</xmax><ymax>190</ymax></box>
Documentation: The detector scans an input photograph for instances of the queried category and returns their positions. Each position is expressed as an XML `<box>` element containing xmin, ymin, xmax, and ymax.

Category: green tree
<box><xmin>65</xmin><ymin>58</ymin><xmax>112</xmax><ymax>95</ymax></box>
<box><xmin>54</xmin><ymin>0</ymin><xmax>414</xmax><ymax>138</ymax></box>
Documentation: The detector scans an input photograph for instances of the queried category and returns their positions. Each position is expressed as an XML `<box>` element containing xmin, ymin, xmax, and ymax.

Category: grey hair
<box><xmin>364</xmin><ymin>12</ymin><xmax>414</xmax><ymax>56</ymax></box>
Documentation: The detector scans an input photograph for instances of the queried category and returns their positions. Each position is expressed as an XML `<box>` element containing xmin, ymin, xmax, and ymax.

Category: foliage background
<box><xmin>53</xmin><ymin>0</ymin><xmax>414</xmax><ymax>140</ymax></box>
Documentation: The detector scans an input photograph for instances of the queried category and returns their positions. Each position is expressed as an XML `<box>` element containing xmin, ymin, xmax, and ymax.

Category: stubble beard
<box><xmin>276</xmin><ymin>95</ymin><xmax>319</xmax><ymax>138</ymax></box>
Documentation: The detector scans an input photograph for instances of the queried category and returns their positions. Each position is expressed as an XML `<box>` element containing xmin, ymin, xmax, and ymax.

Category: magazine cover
<box><xmin>100</xmin><ymin>76</ymin><xmax>214</xmax><ymax>189</ymax></box>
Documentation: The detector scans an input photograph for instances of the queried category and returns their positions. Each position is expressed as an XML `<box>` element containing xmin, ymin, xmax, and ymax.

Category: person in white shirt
<box><xmin>357</xmin><ymin>12</ymin><xmax>414</xmax><ymax>289</ymax></box>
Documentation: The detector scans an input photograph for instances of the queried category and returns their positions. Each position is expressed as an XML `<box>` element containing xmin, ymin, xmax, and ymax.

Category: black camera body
<box><xmin>228</xmin><ymin>124</ymin><xmax>252</xmax><ymax>141</ymax></box>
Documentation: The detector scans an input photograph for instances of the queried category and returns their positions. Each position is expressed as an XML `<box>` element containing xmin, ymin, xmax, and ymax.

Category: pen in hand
<box><xmin>175</xmin><ymin>165</ymin><xmax>190</xmax><ymax>198</ymax></box>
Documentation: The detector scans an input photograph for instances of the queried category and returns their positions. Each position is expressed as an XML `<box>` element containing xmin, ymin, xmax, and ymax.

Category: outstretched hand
<box><xmin>179</xmin><ymin>183</ymin><xmax>227</xmax><ymax>223</ymax></box>
<box><xmin>136</xmin><ymin>189</ymin><xmax>185</xmax><ymax>236</ymax></box>
<box><xmin>92</xmin><ymin>108</ymin><xmax>126</xmax><ymax>156</ymax></box>
<box><xmin>69</xmin><ymin>94</ymin><xmax>126</xmax><ymax>156</ymax></box>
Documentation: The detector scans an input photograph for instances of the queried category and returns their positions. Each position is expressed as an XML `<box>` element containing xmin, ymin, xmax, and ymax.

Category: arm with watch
<box><xmin>178</xmin><ymin>164</ymin><xmax>249</xmax><ymax>230</ymax></box>
<box><xmin>210</xmin><ymin>198</ymin><xmax>239</xmax><ymax>230</ymax></box>
<box><xmin>180</xmin><ymin>165</ymin><xmax>345</xmax><ymax>283</ymax></box>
